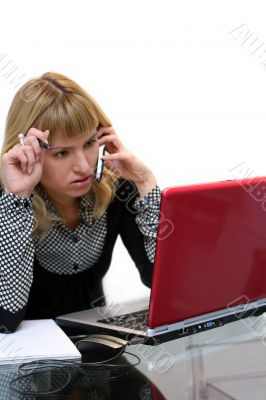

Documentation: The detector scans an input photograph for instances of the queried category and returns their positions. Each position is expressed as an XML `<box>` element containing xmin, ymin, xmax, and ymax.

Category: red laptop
<box><xmin>57</xmin><ymin>177</ymin><xmax>266</xmax><ymax>343</ymax></box>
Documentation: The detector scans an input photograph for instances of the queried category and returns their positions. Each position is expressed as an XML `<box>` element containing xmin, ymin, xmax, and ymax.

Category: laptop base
<box><xmin>57</xmin><ymin>305</ymin><xmax>266</xmax><ymax>346</ymax></box>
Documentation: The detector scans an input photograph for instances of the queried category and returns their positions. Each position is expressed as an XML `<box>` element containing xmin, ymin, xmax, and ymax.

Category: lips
<box><xmin>72</xmin><ymin>175</ymin><xmax>92</xmax><ymax>183</ymax></box>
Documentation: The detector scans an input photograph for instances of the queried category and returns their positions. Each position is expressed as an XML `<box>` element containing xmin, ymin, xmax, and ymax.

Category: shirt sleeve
<box><xmin>0</xmin><ymin>191</ymin><xmax>35</xmax><ymax>332</ymax></box>
<box><xmin>134</xmin><ymin>185</ymin><xmax>161</xmax><ymax>263</ymax></box>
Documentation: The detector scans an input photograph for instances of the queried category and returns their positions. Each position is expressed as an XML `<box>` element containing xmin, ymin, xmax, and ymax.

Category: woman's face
<box><xmin>40</xmin><ymin>130</ymin><xmax>99</xmax><ymax>204</ymax></box>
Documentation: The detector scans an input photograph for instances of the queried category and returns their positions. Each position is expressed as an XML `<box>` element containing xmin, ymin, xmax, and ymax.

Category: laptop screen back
<box><xmin>148</xmin><ymin>177</ymin><xmax>266</xmax><ymax>328</ymax></box>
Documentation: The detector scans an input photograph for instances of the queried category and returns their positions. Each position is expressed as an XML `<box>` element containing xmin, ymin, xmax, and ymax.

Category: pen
<box><xmin>18</xmin><ymin>133</ymin><xmax>51</xmax><ymax>150</ymax></box>
<box><xmin>38</xmin><ymin>138</ymin><xmax>51</xmax><ymax>150</ymax></box>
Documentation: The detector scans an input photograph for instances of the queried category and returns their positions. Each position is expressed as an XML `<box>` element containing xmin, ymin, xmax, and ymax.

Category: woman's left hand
<box><xmin>97</xmin><ymin>126</ymin><xmax>157</xmax><ymax>197</ymax></box>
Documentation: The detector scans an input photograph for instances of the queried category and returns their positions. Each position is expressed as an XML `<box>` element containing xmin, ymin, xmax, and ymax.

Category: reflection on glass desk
<box><xmin>1</xmin><ymin>313</ymin><xmax>266</xmax><ymax>399</ymax></box>
<box><xmin>0</xmin><ymin>350</ymin><xmax>165</xmax><ymax>399</ymax></box>
<box><xmin>128</xmin><ymin>312</ymin><xmax>266</xmax><ymax>400</ymax></box>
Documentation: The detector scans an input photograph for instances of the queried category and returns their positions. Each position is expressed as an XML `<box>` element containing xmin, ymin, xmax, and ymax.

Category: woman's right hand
<box><xmin>1</xmin><ymin>128</ymin><xmax>49</xmax><ymax>198</ymax></box>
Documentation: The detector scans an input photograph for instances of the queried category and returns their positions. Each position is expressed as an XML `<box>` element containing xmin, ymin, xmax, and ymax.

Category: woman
<box><xmin>0</xmin><ymin>72</ymin><xmax>161</xmax><ymax>332</ymax></box>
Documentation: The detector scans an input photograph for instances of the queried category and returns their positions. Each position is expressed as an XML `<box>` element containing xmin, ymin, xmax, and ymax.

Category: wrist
<box><xmin>4</xmin><ymin>188</ymin><xmax>33</xmax><ymax>199</ymax></box>
<box><xmin>134</xmin><ymin>172</ymin><xmax>157</xmax><ymax>198</ymax></box>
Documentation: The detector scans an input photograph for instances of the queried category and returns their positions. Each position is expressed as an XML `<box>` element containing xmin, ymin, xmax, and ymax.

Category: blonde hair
<box><xmin>0</xmin><ymin>72</ymin><xmax>118</xmax><ymax>235</ymax></box>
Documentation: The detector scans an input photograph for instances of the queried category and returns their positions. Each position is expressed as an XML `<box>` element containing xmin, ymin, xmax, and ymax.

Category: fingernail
<box><xmin>28</xmin><ymin>167</ymin><xmax>33</xmax><ymax>174</ymax></box>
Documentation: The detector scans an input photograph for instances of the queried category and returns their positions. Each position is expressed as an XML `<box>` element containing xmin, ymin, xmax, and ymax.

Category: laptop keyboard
<box><xmin>98</xmin><ymin>309</ymin><xmax>149</xmax><ymax>331</ymax></box>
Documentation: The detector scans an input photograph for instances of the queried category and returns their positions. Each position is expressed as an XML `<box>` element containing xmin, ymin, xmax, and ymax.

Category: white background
<box><xmin>1</xmin><ymin>1</ymin><xmax>266</xmax><ymax>303</ymax></box>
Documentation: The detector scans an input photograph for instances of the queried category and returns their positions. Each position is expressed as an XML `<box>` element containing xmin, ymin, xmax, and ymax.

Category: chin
<box><xmin>69</xmin><ymin>184</ymin><xmax>93</xmax><ymax>197</ymax></box>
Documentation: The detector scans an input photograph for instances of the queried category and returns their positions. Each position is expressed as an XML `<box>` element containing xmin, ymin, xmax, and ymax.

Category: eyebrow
<box><xmin>50</xmin><ymin>133</ymin><xmax>98</xmax><ymax>151</ymax></box>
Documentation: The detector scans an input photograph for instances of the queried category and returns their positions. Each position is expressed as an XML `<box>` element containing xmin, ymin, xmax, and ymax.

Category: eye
<box><xmin>84</xmin><ymin>139</ymin><xmax>97</xmax><ymax>148</ymax></box>
<box><xmin>54</xmin><ymin>150</ymin><xmax>68</xmax><ymax>158</ymax></box>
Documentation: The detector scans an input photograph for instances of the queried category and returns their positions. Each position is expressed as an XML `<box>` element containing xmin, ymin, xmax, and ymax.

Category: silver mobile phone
<box><xmin>95</xmin><ymin>145</ymin><xmax>105</xmax><ymax>182</ymax></box>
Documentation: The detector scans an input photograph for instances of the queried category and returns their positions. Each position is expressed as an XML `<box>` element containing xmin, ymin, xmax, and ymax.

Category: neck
<box><xmin>54</xmin><ymin>197</ymin><xmax>80</xmax><ymax>214</ymax></box>
<box><xmin>40</xmin><ymin>186</ymin><xmax>80</xmax><ymax>213</ymax></box>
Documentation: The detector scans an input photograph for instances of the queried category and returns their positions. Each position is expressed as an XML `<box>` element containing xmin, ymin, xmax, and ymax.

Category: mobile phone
<box><xmin>95</xmin><ymin>145</ymin><xmax>105</xmax><ymax>182</ymax></box>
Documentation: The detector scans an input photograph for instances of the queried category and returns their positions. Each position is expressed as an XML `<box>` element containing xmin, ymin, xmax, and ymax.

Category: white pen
<box><xmin>18</xmin><ymin>133</ymin><xmax>51</xmax><ymax>150</ymax></box>
<box><xmin>18</xmin><ymin>133</ymin><xmax>25</xmax><ymax>146</ymax></box>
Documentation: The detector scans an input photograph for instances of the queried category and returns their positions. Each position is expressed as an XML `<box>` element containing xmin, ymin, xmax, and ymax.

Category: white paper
<box><xmin>0</xmin><ymin>319</ymin><xmax>81</xmax><ymax>364</ymax></box>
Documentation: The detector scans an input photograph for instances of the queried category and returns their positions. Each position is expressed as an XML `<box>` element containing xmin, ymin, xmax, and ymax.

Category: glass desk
<box><xmin>1</xmin><ymin>313</ymin><xmax>266</xmax><ymax>399</ymax></box>
<box><xmin>0</xmin><ymin>343</ymin><xmax>165</xmax><ymax>399</ymax></box>
<box><xmin>129</xmin><ymin>312</ymin><xmax>266</xmax><ymax>399</ymax></box>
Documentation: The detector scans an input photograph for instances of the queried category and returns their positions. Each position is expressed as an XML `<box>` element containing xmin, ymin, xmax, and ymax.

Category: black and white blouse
<box><xmin>0</xmin><ymin>180</ymin><xmax>161</xmax><ymax>331</ymax></box>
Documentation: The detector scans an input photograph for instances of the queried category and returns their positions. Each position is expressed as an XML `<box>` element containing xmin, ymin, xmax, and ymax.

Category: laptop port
<box><xmin>206</xmin><ymin>321</ymin><xmax>215</xmax><ymax>328</ymax></box>
<box><xmin>178</xmin><ymin>328</ymin><xmax>188</xmax><ymax>335</ymax></box>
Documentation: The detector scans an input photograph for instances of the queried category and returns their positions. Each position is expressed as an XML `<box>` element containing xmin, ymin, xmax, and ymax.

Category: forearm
<box><xmin>0</xmin><ymin>191</ymin><xmax>35</xmax><ymax>331</ymax></box>
<box><xmin>134</xmin><ymin>185</ymin><xmax>161</xmax><ymax>263</ymax></box>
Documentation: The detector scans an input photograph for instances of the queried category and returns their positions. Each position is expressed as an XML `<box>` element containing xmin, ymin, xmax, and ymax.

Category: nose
<box><xmin>72</xmin><ymin>151</ymin><xmax>93</xmax><ymax>175</ymax></box>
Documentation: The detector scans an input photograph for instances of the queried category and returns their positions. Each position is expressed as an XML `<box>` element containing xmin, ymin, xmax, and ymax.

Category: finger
<box><xmin>7</xmin><ymin>147</ymin><xmax>29</xmax><ymax>172</ymax></box>
<box><xmin>97</xmin><ymin>126</ymin><xmax>114</xmax><ymax>136</ymax></box>
<box><xmin>26</xmin><ymin>127</ymin><xmax>50</xmax><ymax>144</ymax></box>
<box><xmin>97</xmin><ymin>129</ymin><xmax>119</xmax><ymax>142</ymax></box>
<box><xmin>21</xmin><ymin>146</ymin><xmax>36</xmax><ymax>173</ymax></box>
<box><xmin>102</xmin><ymin>151</ymin><xmax>130</xmax><ymax>161</ymax></box>
<box><xmin>98</xmin><ymin>134</ymin><xmax>123</xmax><ymax>149</ymax></box>
<box><xmin>10</xmin><ymin>140</ymin><xmax>41</xmax><ymax>171</ymax></box>
<box><xmin>102</xmin><ymin>159</ymin><xmax>114</xmax><ymax>170</ymax></box>
<box><xmin>24</xmin><ymin>136</ymin><xmax>42</xmax><ymax>162</ymax></box>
